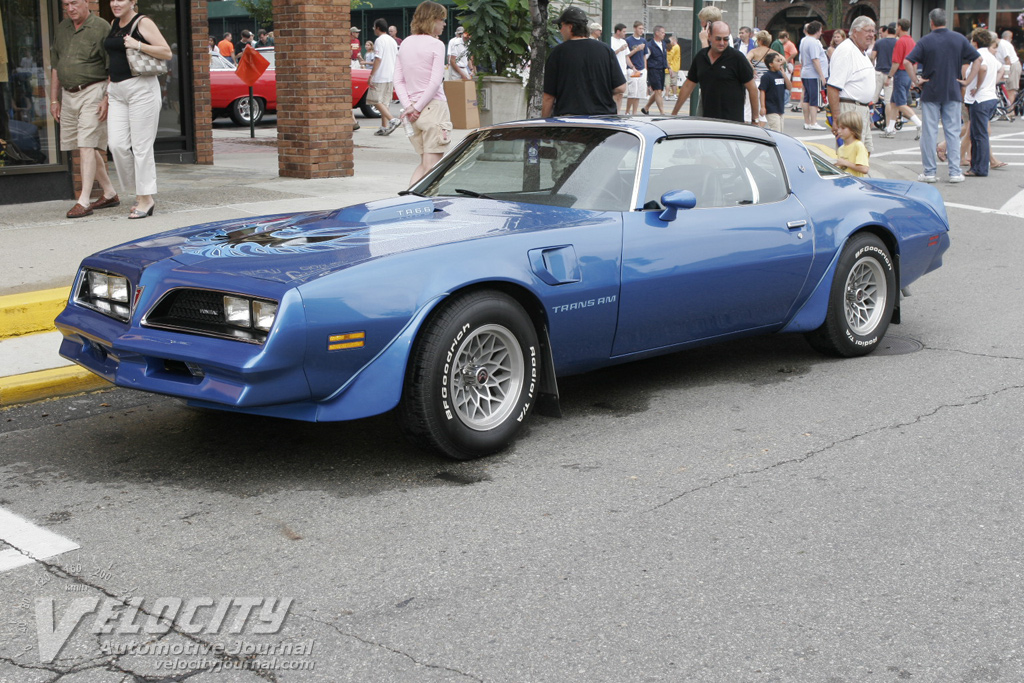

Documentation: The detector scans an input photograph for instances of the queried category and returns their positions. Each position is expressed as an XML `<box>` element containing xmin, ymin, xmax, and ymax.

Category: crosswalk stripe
<box><xmin>0</xmin><ymin>507</ymin><xmax>80</xmax><ymax>572</ymax></box>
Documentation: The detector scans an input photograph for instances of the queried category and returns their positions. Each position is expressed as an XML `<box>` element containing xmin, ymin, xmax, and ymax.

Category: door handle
<box><xmin>787</xmin><ymin>220</ymin><xmax>807</xmax><ymax>230</ymax></box>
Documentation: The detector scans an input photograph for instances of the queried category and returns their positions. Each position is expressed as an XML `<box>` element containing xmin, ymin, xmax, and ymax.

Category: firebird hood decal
<box><xmin>94</xmin><ymin>196</ymin><xmax>601</xmax><ymax>284</ymax></box>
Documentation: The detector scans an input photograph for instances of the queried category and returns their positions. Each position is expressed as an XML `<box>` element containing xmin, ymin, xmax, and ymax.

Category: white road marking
<box><xmin>0</xmin><ymin>507</ymin><xmax>80</xmax><ymax>572</ymax></box>
<box><xmin>945</xmin><ymin>202</ymin><xmax>1024</xmax><ymax>218</ymax></box>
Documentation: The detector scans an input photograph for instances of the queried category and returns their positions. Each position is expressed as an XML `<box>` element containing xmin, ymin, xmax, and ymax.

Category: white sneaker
<box><xmin>383</xmin><ymin>118</ymin><xmax>402</xmax><ymax>135</ymax></box>
<box><xmin>880</xmin><ymin>130</ymin><xmax>895</xmax><ymax>139</ymax></box>
<box><xmin>917</xmin><ymin>173</ymin><xmax>937</xmax><ymax>183</ymax></box>
<box><xmin>804</xmin><ymin>123</ymin><xmax>827</xmax><ymax>131</ymax></box>
<box><xmin>948</xmin><ymin>174</ymin><xmax>965</xmax><ymax>183</ymax></box>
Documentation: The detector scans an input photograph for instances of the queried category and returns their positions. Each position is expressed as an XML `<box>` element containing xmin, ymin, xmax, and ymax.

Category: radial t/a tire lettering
<box><xmin>806</xmin><ymin>233</ymin><xmax>896</xmax><ymax>357</ymax></box>
<box><xmin>398</xmin><ymin>291</ymin><xmax>540</xmax><ymax>460</ymax></box>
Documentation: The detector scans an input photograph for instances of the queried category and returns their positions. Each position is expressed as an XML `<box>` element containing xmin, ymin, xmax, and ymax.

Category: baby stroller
<box><xmin>870</xmin><ymin>97</ymin><xmax>903</xmax><ymax>131</ymax></box>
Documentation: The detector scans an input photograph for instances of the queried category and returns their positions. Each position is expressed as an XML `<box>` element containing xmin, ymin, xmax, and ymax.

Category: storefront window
<box><xmin>1</xmin><ymin>0</ymin><xmax>59</xmax><ymax>168</ymax></box>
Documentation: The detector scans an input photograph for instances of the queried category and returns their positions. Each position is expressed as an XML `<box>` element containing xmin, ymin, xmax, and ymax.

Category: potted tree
<box><xmin>455</xmin><ymin>0</ymin><xmax>559</xmax><ymax>123</ymax></box>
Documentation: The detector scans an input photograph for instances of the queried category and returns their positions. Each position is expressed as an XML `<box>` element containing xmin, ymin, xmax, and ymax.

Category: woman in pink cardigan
<box><xmin>393</xmin><ymin>0</ymin><xmax>453</xmax><ymax>184</ymax></box>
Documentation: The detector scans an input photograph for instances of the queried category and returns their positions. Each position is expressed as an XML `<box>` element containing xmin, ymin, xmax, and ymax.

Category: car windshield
<box><xmin>418</xmin><ymin>126</ymin><xmax>641</xmax><ymax>212</ymax></box>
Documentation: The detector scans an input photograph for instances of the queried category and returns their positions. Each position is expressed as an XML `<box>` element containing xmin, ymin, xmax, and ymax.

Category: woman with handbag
<box><xmin>104</xmin><ymin>0</ymin><xmax>171</xmax><ymax>218</ymax></box>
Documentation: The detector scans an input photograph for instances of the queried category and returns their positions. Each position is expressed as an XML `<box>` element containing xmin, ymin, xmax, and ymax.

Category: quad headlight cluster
<box><xmin>223</xmin><ymin>295</ymin><xmax>278</xmax><ymax>332</ymax></box>
<box><xmin>75</xmin><ymin>269</ymin><xmax>132</xmax><ymax>322</ymax></box>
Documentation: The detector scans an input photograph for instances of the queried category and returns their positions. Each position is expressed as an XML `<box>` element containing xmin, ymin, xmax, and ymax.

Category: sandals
<box><xmin>128</xmin><ymin>203</ymin><xmax>155</xmax><ymax>219</ymax></box>
<box><xmin>991</xmin><ymin>161</ymin><xmax>1008</xmax><ymax>169</ymax></box>
<box><xmin>963</xmin><ymin>170</ymin><xmax>980</xmax><ymax>177</ymax></box>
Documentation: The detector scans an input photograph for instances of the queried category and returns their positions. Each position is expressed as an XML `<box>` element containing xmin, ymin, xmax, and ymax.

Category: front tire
<box><xmin>229</xmin><ymin>96</ymin><xmax>264</xmax><ymax>126</ymax></box>
<box><xmin>805</xmin><ymin>233</ymin><xmax>896</xmax><ymax>357</ymax></box>
<box><xmin>399</xmin><ymin>291</ymin><xmax>541</xmax><ymax>460</ymax></box>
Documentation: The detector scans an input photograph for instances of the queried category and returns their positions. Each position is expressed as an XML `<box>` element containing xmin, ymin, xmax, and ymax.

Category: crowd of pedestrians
<box><xmin>551</xmin><ymin>5</ymin><xmax>1019</xmax><ymax>183</ymax></box>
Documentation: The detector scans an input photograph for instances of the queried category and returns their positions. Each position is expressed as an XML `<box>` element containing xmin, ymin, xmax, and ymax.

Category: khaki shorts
<box><xmin>410</xmin><ymin>100</ymin><xmax>453</xmax><ymax>155</ymax></box>
<box><xmin>766</xmin><ymin>113</ymin><xmax>783</xmax><ymax>132</ymax></box>
<box><xmin>368</xmin><ymin>81</ymin><xmax>394</xmax><ymax>106</ymax></box>
<box><xmin>1009</xmin><ymin>61</ymin><xmax>1022</xmax><ymax>90</ymax></box>
<box><xmin>59</xmin><ymin>81</ymin><xmax>107</xmax><ymax>151</ymax></box>
<box><xmin>626</xmin><ymin>70</ymin><xmax>647</xmax><ymax>99</ymax></box>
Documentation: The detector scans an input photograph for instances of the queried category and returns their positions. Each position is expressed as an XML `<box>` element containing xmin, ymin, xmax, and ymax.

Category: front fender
<box><xmin>312</xmin><ymin>295</ymin><xmax>446</xmax><ymax>421</ymax></box>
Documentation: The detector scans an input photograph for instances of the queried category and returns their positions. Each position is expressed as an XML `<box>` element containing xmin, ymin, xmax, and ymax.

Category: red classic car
<box><xmin>210</xmin><ymin>48</ymin><xmax>387</xmax><ymax>125</ymax></box>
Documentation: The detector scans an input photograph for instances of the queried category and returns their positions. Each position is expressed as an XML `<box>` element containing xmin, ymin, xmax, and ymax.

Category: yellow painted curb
<box><xmin>0</xmin><ymin>366</ymin><xmax>111</xmax><ymax>407</ymax></box>
<box><xmin>0</xmin><ymin>288</ymin><xmax>71</xmax><ymax>340</ymax></box>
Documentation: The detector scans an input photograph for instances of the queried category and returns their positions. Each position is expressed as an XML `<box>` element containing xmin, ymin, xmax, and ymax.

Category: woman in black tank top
<box><xmin>103</xmin><ymin>0</ymin><xmax>171</xmax><ymax>218</ymax></box>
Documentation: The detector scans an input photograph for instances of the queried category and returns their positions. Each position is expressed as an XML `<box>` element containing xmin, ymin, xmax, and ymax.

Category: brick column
<box><xmin>192</xmin><ymin>0</ymin><xmax>213</xmax><ymax>164</ymax></box>
<box><xmin>272</xmin><ymin>0</ymin><xmax>355</xmax><ymax>178</ymax></box>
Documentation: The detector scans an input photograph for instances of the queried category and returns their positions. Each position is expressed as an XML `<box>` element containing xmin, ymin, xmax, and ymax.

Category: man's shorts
<box><xmin>802</xmin><ymin>77</ymin><xmax>821</xmax><ymax>107</ymax></box>
<box><xmin>626</xmin><ymin>70</ymin><xmax>647</xmax><ymax>99</ymax></box>
<box><xmin>892</xmin><ymin>69</ymin><xmax>911</xmax><ymax>106</ymax></box>
<box><xmin>766</xmin><ymin>113</ymin><xmax>783</xmax><ymax>131</ymax></box>
<box><xmin>368</xmin><ymin>81</ymin><xmax>394</xmax><ymax>106</ymax></box>
<box><xmin>59</xmin><ymin>81</ymin><xmax>107</xmax><ymax>151</ymax></box>
<box><xmin>1009</xmin><ymin>61</ymin><xmax>1022</xmax><ymax>90</ymax></box>
<box><xmin>647</xmin><ymin>68</ymin><xmax>665</xmax><ymax>92</ymax></box>
<box><xmin>873</xmin><ymin>71</ymin><xmax>892</xmax><ymax>104</ymax></box>
<box><xmin>409</xmin><ymin>99</ymin><xmax>453</xmax><ymax>155</ymax></box>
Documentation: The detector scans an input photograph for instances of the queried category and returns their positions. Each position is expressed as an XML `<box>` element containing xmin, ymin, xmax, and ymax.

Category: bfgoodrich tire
<box><xmin>806</xmin><ymin>233</ymin><xmax>896</xmax><ymax>357</ymax></box>
<box><xmin>399</xmin><ymin>291</ymin><xmax>541</xmax><ymax>460</ymax></box>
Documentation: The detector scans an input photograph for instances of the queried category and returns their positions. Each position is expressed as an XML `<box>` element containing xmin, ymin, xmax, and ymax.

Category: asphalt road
<box><xmin>1</xmin><ymin>118</ymin><xmax>1023</xmax><ymax>682</ymax></box>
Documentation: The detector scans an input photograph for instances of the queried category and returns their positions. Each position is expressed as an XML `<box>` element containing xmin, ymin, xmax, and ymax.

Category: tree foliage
<box><xmin>455</xmin><ymin>0</ymin><xmax>536</xmax><ymax>78</ymax></box>
<box><xmin>236</xmin><ymin>0</ymin><xmax>273</xmax><ymax>28</ymax></box>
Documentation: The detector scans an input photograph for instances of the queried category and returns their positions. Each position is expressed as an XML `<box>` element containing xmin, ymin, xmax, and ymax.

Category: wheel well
<box><xmin>849</xmin><ymin>225</ymin><xmax>900</xmax><ymax>285</ymax></box>
<box><xmin>442</xmin><ymin>281</ymin><xmax>549</xmax><ymax>341</ymax></box>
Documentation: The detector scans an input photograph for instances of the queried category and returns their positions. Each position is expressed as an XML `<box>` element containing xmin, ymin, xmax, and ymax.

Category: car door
<box><xmin>612</xmin><ymin>135</ymin><xmax>815</xmax><ymax>356</ymax></box>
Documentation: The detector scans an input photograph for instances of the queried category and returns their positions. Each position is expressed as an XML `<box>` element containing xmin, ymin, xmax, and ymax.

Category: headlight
<box><xmin>76</xmin><ymin>269</ymin><xmax>132</xmax><ymax>322</ymax></box>
<box><xmin>223</xmin><ymin>296</ymin><xmax>252</xmax><ymax>326</ymax></box>
<box><xmin>253</xmin><ymin>301</ymin><xmax>277</xmax><ymax>331</ymax></box>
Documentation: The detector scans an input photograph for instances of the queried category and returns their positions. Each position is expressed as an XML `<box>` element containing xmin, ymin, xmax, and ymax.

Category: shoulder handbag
<box><xmin>126</xmin><ymin>15</ymin><xmax>168</xmax><ymax>77</ymax></box>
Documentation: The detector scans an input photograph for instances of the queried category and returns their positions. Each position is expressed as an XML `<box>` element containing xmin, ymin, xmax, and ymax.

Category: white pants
<box><xmin>107</xmin><ymin>75</ymin><xmax>161</xmax><ymax>196</ymax></box>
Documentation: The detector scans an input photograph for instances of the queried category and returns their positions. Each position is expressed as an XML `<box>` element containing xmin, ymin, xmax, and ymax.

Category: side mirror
<box><xmin>658</xmin><ymin>190</ymin><xmax>697</xmax><ymax>222</ymax></box>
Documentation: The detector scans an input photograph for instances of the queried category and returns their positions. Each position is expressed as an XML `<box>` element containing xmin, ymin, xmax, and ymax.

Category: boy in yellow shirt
<box><xmin>834</xmin><ymin>111</ymin><xmax>869</xmax><ymax>177</ymax></box>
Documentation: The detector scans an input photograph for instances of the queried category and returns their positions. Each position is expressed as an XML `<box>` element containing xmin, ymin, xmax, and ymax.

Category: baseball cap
<box><xmin>456</xmin><ymin>26</ymin><xmax>464</xmax><ymax>34</ymax></box>
<box><xmin>588</xmin><ymin>22</ymin><xmax>601</xmax><ymax>32</ymax></box>
<box><xmin>350</xmin><ymin>26</ymin><xmax>360</xmax><ymax>33</ymax></box>
<box><xmin>886</xmin><ymin>22</ymin><xmax>896</xmax><ymax>33</ymax></box>
<box><xmin>556</xmin><ymin>6</ymin><xmax>588</xmax><ymax>26</ymax></box>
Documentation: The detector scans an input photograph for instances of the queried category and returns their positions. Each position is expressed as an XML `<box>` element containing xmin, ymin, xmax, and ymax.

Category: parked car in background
<box><xmin>56</xmin><ymin>118</ymin><xmax>951</xmax><ymax>460</ymax></box>
<box><xmin>209</xmin><ymin>48</ymin><xmax>389</xmax><ymax>125</ymax></box>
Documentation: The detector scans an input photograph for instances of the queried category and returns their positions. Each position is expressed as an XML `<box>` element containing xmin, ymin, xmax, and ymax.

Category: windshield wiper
<box><xmin>398</xmin><ymin>189</ymin><xmax>425</xmax><ymax>197</ymax></box>
<box><xmin>454</xmin><ymin>188</ymin><xmax>494</xmax><ymax>199</ymax></box>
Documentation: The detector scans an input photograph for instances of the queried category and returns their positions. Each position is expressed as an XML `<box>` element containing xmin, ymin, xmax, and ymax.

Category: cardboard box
<box><xmin>443</xmin><ymin>80</ymin><xmax>481</xmax><ymax>129</ymax></box>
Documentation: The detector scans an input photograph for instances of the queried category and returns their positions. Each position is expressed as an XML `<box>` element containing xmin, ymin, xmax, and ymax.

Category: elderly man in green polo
<box><xmin>50</xmin><ymin>0</ymin><xmax>119</xmax><ymax>218</ymax></box>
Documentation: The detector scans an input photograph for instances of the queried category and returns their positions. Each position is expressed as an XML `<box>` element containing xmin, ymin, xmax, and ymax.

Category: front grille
<box><xmin>165</xmin><ymin>290</ymin><xmax>224</xmax><ymax>324</ymax></box>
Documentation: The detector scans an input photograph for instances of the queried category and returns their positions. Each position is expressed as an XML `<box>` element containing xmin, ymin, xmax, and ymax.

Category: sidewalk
<box><xmin>0</xmin><ymin>115</ymin><xmax>910</xmax><ymax>407</ymax></box>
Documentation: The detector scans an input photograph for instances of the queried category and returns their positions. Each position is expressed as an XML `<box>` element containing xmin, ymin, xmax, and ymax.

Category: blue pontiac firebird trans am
<box><xmin>57</xmin><ymin>117</ymin><xmax>950</xmax><ymax>459</ymax></box>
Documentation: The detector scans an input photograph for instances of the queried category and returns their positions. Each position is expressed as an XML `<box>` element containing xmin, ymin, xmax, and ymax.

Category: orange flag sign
<box><xmin>236</xmin><ymin>45</ymin><xmax>270</xmax><ymax>87</ymax></box>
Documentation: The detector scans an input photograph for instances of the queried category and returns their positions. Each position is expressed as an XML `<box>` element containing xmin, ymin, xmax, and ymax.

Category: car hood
<box><xmin>93</xmin><ymin>196</ymin><xmax>602</xmax><ymax>284</ymax></box>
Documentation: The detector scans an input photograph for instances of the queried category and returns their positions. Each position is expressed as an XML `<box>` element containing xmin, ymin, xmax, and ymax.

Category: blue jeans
<box><xmin>920</xmin><ymin>100</ymin><xmax>963</xmax><ymax>178</ymax></box>
<box><xmin>967</xmin><ymin>99</ymin><xmax>997</xmax><ymax>176</ymax></box>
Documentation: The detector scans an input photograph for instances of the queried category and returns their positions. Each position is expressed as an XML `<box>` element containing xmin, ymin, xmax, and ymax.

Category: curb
<box><xmin>0</xmin><ymin>366</ymin><xmax>111</xmax><ymax>407</ymax></box>
<box><xmin>0</xmin><ymin>288</ymin><xmax>69</xmax><ymax>340</ymax></box>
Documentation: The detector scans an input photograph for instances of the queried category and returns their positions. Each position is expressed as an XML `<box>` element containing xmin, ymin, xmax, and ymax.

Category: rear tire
<box><xmin>359</xmin><ymin>98</ymin><xmax>382</xmax><ymax>118</ymax></box>
<box><xmin>398</xmin><ymin>291</ymin><xmax>540</xmax><ymax>460</ymax></box>
<box><xmin>229</xmin><ymin>96</ymin><xmax>264</xmax><ymax>126</ymax></box>
<box><xmin>805</xmin><ymin>234</ymin><xmax>895</xmax><ymax>357</ymax></box>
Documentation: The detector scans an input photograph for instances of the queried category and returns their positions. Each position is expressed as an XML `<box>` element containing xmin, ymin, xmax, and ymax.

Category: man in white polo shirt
<box><xmin>827</xmin><ymin>16</ymin><xmax>877</xmax><ymax>153</ymax></box>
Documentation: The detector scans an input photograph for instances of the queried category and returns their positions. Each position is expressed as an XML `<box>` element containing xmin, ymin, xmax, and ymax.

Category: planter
<box><xmin>478</xmin><ymin>75</ymin><xmax>528</xmax><ymax>127</ymax></box>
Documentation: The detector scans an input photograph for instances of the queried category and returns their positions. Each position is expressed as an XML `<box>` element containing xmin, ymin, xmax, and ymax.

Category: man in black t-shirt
<box><xmin>542</xmin><ymin>6</ymin><xmax>627</xmax><ymax>117</ymax></box>
<box><xmin>670</xmin><ymin>21</ymin><xmax>758</xmax><ymax>123</ymax></box>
